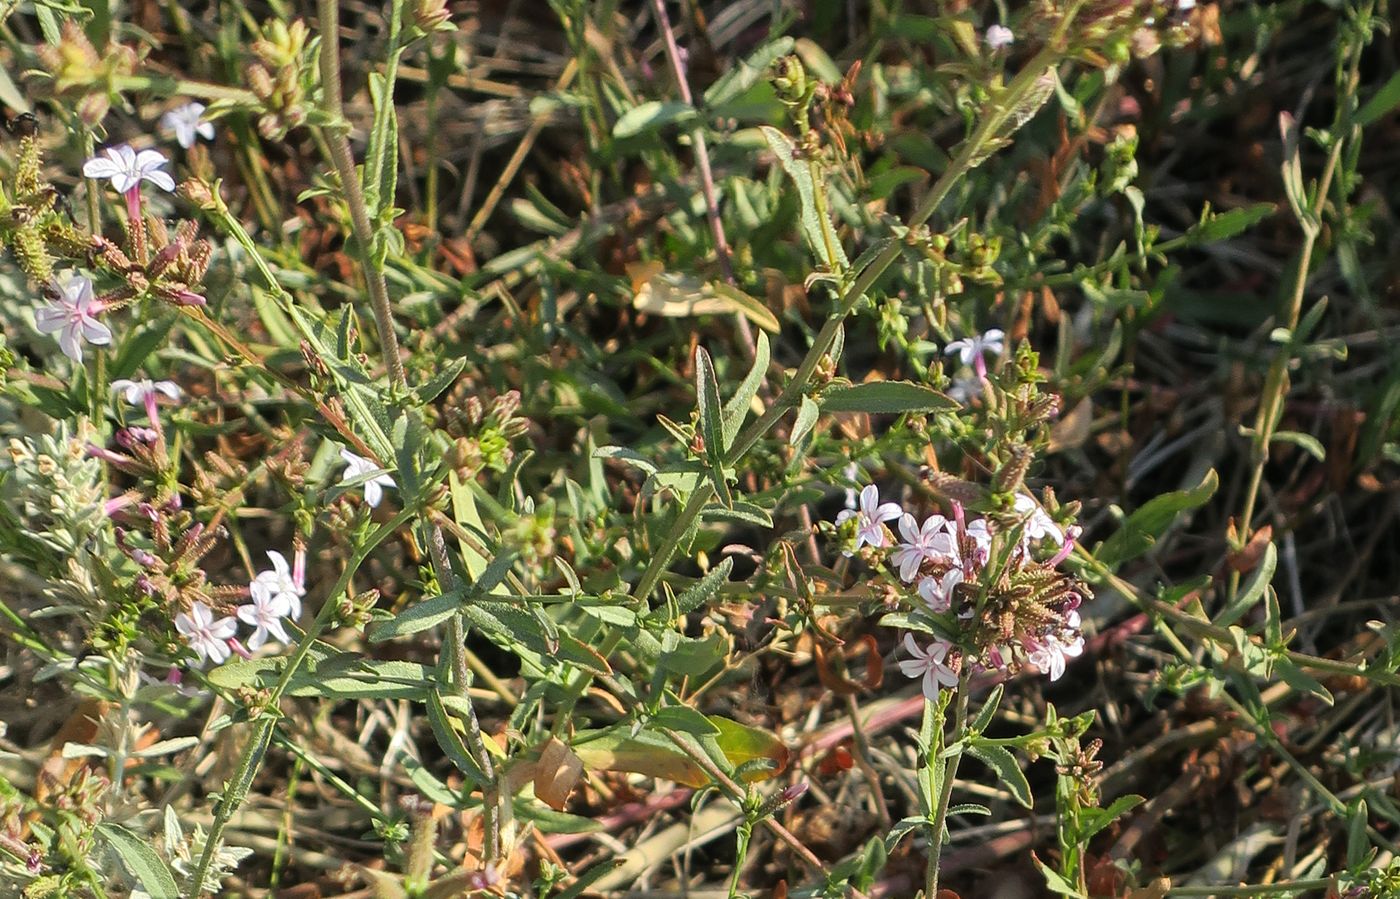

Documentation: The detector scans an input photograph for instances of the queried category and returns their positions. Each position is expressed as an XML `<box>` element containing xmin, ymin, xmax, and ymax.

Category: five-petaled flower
<box><xmin>917</xmin><ymin>568</ymin><xmax>965</xmax><ymax>613</ymax></box>
<box><xmin>985</xmin><ymin>24</ymin><xmax>1014</xmax><ymax>50</ymax></box>
<box><xmin>1027</xmin><ymin>612</ymin><xmax>1085</xmax><ymax>682</ymax></box>
<box><xmin>250</xmin><ymin>549</ymin><xmax>306</xmax><ymax>620</ymax></box>
<box><xmin>891</xmin><ymin>513</ymin><xmax>956</xmax><ymax>582</ymax></box>
<box><xmin>82</xmin><ymin>144</ymin><xmax>176</xmax><ymax>195</ymax></box>
<box><xmin>112</xmin><ymin>378</ymin><xmax>182</xmax><ymax>427</ymax></box>
<box><xmin>836</xmin><ymin>484</ymin><xmax>902</xmax><ymax>555</ymax></box>
<box><xmin>1014</xmin><ymin>494</ymin><xmax>1064</xmax><ymax>549</ymax></box>
<box><xmin>160</xmin><ymin>102</ymin><xmax>215</xmax><ymax>149</ymax></box>
<box><xmin>946</xmin><ymin>329</ymin><xmax>1006</xmax><ymax>379</ymax></box>
<box><xmin>35</xmin><ymin>274</ymin><xmax>110</xmax><ymax>362</ymax></box>
<box><xmin>237</xmin><ymin>589</ymin><xmax>292</xmax><ymax>651</ymax></box>
<box><xmin>175</xmin><ymin>601</ymin><xmax>237</xmax><ymax>665</ymax></box>
<box><xmin>897</xmin><ymin>634</ymin><xmax>960</xmax><ymax>699</ymax></box>
<box><xmin>340</xmin><ymin>449</ymin><xmax>396</xmax><ymax>508</ymax></box>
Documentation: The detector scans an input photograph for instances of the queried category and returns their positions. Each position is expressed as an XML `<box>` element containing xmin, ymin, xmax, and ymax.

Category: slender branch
<box><xmin>316</xmin><ymin>0</ymin><xmax>407</xmax><ymax>390</ymax></box>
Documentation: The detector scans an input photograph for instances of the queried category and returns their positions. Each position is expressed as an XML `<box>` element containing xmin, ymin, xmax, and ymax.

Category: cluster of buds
<box><xmin>31</xmin><ymin>20</ymin><xmax>137</xmax><ymax>126</ymax></box>
<box><xmin>835</xmin><ymin>478</ymin><xmax>1090</xmax><ymax>698</ymax></box>
<box><xmin>444</xmin><ymin>388</ymin><xmax>530</xmax><ymax>475</ymax></box>
<box><xmin>1025</xmin><ymin>0</ymin><xmax>1207</xmax><ymax>66</ymax></box>
<box><xmin>0</xmin><ymin>119</ymin><xmax>89</xmax><ymax>285</ymax></box>
<box><xmin>244</xmin><ymin>20</ymin><xmax>313</xmax><ymax>139</ymax></box>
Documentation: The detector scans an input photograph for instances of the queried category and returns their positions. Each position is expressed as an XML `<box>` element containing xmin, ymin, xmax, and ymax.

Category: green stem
<box><xmin>926</xmin><ymin>674</ymin><xmax>970</xmax><ymax>896</ymax></box>
<box><xmin>1167</xmin><ymin>879</ymin><xmax>1332</xmax><ymax>897</ymax></box>
<box><xmin>725</xmin><ymin>44</ymin><xmax>1065</xmax><ymax>468</ymax></box>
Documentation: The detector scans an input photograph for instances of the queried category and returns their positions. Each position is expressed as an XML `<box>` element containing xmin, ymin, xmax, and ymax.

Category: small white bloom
<box><xmin>250</xmin><ymin>550</ymin><xmax>305</xmax><ymax>620</ymax></box>
<box><xmin>35</xmin><ymin>273</ymin><xmax>110</xmax><ymax>362</ymax></box>
<box><xmin>236</xmin><ymin>589</ymin><xmax>292</xmax><ymax>651</ymax></box>
<box><xmin>174</xmin><ymin>601</ymin><xmax>236</xmax><ymax>665</ymax></box>
<box><xmin>340</xmin><ymin>448</ymin><xmax>396</xmax><ymax>508</ymax></box>
<box><xmin>835</xmin><ymin>484</ymin><xmax>902</xmax><ymax>554</ymax></box>
<box><xmin>947</xmin><ymin>374</ymin><xmax>983</xmax><ymax>405</ymax></box>
<box><xmin>917</xmin><ymin>568</ymin><xmax>965</xmax><ymax>613</ymax></box>
<box><xmin>897</xmin><ymin>634</ymin><xmax>959</xmax><ymax>700</ymax></box>
<box><xmin>985</xmin><ymin>24</ymin><xmax>1015</xmax><ymax>50</ymax></box>
<box><xmin>82</xmin><ymin>144</ymin><xmax>176</xmax><ymax>195</ymax></box>
<box><xmin>945</xmin><ymin>329</ymin><xmax>1006</xmax><ymax>377</ymax></box>
<box><xmin>111</xmin><ymin>378</ymin><xmax>182</xmax><ymax>406</ymax></box>
<box><xmin>1027</xmin><ymin>630</ymin><xmax>1085</xmax><ymax>682</ymax></box>
<box><xmin>160</xmin><ymin>102</ymin><xmax>215</xmax><ymax>149</ymax></box>
<box><xmin>1014</xmin><ymin>494</ymin><xmax>1064</xmax><ymax>548</ymax></box>
<box><xmin>891</xmin><ymin>513</ymin><xmax>956</xmax><ymax>582</ymax></box>
<box><xmin>1176</xmin><ymin>0</ymin><xmax>1196</xmax><ymax>10</ymax></box>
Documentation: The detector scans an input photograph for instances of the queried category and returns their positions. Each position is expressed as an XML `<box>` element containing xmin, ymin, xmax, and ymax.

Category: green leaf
<box><xmin>722</xmin><ymin>331</ymin><xmax>770</xmax><ymax>447</ymax></box>
<box><xmin>671</xmin><ymin>557</ymin><xmax>734</xmax><ymax>616</ymax></box>
<box><xmin>884</xmin><ymin>816</ymin><xmax>926</xmax><ymax>852</ymax></box>
<box><xmin>1347</xmin><ymin>798</ymin><xmax>1371</xmax><ymax>868</ymax></box>
<box><xmin>1272</xmin><ymin>430</ymin><xmax>1326</xmax><ymax>461</ymax></box>
<box><xmin>969</xmin><ymin>684</ymin><xmax>1003</xmax><ymax>735</ymax></box>
<box><xmin>97</xmin><ymin>823</ymin><xmax>180</xmax><ymax>899</ymax></box>
<box><xmin>820</xmin><ymin>381</ymin><xmax>957</xmax><ymax>414</ymax></box>
<box><xmin>208</xmin><ymin>654</ymin><xmax>433</xmax><ymax>701</ymax></box>
<box><xmin>368</xmin><ymin>591</ymin><xmax>465</xmax><ymax>642</ymax></box>
<box><xmin>613</xmin><ymin>101</ymin><xmax>697</xmax><ymax>139</ymax></box>
<box><xmin>703</xmin><ymin>37</ymin><xmax>795</xmax><ymax>109</ymax></box>
<box><xmin>946</xmin><ymin>802</ymin><xmax>992</xmax><ymax>817</ymax></box>
<box><xmin>791</xmin><ymin>395</ymin><xmax>820</xmax><ymax>445</ymax></box>
<box><xmin>700</xmin><ymin>500</ymin><xmax>774</xmax><ymax>528</ymax></box>
<box><xmin>652</xmin><ymin>706</ymin><xmax>721</xmax><ymax>737</ymax></box>
<box><xmin>592</xmin><ymin>446</ymin><xmax>658</xmax><ymax>475</ymax></box>
<box><xmin>1357</xmin><ymin>70</ymin><xmax>1400</xmax><ymax>127</ymax></box>
<box><xmin>1185</xmin><ymin>203</ymin><xmax>1275</xmax><ymax>244</ymax></box>
<box><xmin>759</xmin><ymin>125</ymin><xmax>848</xmax><ymax>270</ymax></box>
<box><xmin>1075</xmin><ymin>794</ymin><xmax>1143</xmax><ymax>843</ymax></box>
<box><xmin>1095</xmin><ymin>468</ymin><xmax>1218</xmax><ymax>569</ymax></box>
<box><xmin>695</xmin><ymin>347</ymin><xmax>725</xmax><ymax>456</ymax></box>
<box><xmin>1214</xmin><ymin>541</ymin><xmax>1276</xmax><ymax>628</ymax></box>
<box><xmin>710</xmin><ymin>282</ymin><xmax>781</xmax><ymax>333</ymax></box>
<box><xmin>427</xmin><ymin>689</ymin><xmax>490</xmax><ymax>784</ymax></box>
<box><xmin>413</xmin><ymin>357</ymin><xmax>467</xmax><ymax>405</ymax></box>
<box><xmin>1273</xmin><ymin>654</ymin><xmax>1334</xmax><ymax>706</ymax></box>
<box><xmin>658</xmin><ymin>630</ymin><xmax>728</xmax><ymax>677</ymax></box>
<box><xmin>1033</xmin><ymin>855</ymin><xmax>1088</xmax><ymax>898</ymax></box>
<box><xmin>966</xmin><ymin>741</ymin><xmax>1032</xmax><ymax>808</ymax></box>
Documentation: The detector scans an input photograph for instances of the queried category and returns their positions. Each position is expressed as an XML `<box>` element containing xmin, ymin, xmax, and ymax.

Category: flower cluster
<box><xmin>835</xmin><ymin>483</ymin><xmax>1090</xmax><ymax>699</ymax></box>
<box><xmin>173</xmin><ymin>547</ymin><xmax>306</xmax><ymax>665</ymax></box>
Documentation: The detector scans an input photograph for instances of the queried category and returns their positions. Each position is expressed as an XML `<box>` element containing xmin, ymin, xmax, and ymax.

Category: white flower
<box><xmin>160</xmin><ymin>102</ymin><xmax>214</xmax><ymax>149</ymax></box>
<box><xmin>339</xmin><ymin>448</ymin><xmax>396</xmax><ymax>508</ymax></box>
<box><xmin>1176</xmin><ymin>0</ymin><xmax>1196</xmax><ymax>10</ymax></box>
<box><xmin>835</xmin><ymin>484</ymin><xmax>902</xmax><ymax>554</ymax></box>
<box><xmin>1014</xmin><ymin>494</ymin><xmax>1064</xmax><ymax>548</ymax></box>
<box><xmin>1027</xmin><ymin>630</ymin><xmax>1085</xmax><ymax>682</ymax></box>
<box><xmin>897</xmin><ymin>634</ymin><xmax>959</xmax><ymax>699</ymax></box>
<box><xmin>111</xmin><ymin>378</ymin><xmax>182</xmax><ymax>406</ymax></box>
<box><xmin>35</xmin><ymin>274</ymin><xmax>110</xmax><ymax>362</ymax></box>
<box><xmin>841</xmin><ymin>462</ymin><xmax>860</xmax><ymax>511</ymax></box>
<box><xmin>947</xmin><ymin>374</ymin><xmax>983</xmax><ymax>405</ymax></box>
<box><xmin>945</xmin><ymin>329</ymin><xmax>1006</xmax><ymax>378</ymax></box>
<box><xmin>917</xmin><ymin>568</ymin><xmax>965</xmax><ymax>613</ymax></box>
<box><xmin>985</xmin><ymin>24</ymin><xmax>1014</xmax><ymax>49</ymax></box>
<box><xmin>236</xmin><ymin>589</ymin><xmax>291</xmax><ymax>651</ymax></box>
<box><xmin>949</xmin><ymin>517</ymin><xmax>993</xmax><ymax>568</ymax></box>
<box><xmin>82</xmin><ymin>144</ymin><xmax>176</xmax><ymax>195</ymax></box>
<box><xmin>174</xmin><ymin>601</ymin><xmax>236</xmax><ymax>665</ymax></box>
<box><xmin>891</xmin><ymin>513</ymin><xmax>956</xmax><ymax>582</ymax></box>
<box><xmin>250</xmin><ymin>550</ymin><xmax>305</xmax><ymax>620</ymax></box>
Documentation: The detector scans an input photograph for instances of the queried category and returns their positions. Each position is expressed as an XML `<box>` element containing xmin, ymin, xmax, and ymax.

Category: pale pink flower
<box><xmin>897</xmin><ymin>634</ymin><xmax>959</xmax><ymax>699</ymax></box>
<box><xmin>917</xmin><ymin>568</ymin><xmax>965</xmax><ymax>613</ymax></box>
<box><xmin>891</xmin><ymin>513</ymin><xmax>956</xmax><ymax>582</ymax></box>
<box><xmin>174</xmin><ymin>601</ymin><xmax>236</xmax><ymax>665</ymax></box>
<box><xmin>82</xmin><ymin>144</ymin><xmax>176</xmax><ymax>195</ymax></box>
<box><xmin>340</xmin><ymin>449</ymin><xmax>396</xmax><ymax>508</ymax></box>
<box><xmin>945</xmin><ymin>329</ymin><xmax>1006</xmax><ymax>378</ymax></box>
<box><xmin>250</xmin><ymin>549</ymin><xmax>305</xmax><ymax>620</ymax></box>
<box><xmin>112</xmin><ymin>378</ymin><xmax>181</xmax><ymax>426</ymax></box>
<box><xmin>160</xmin><ymin>102</ymin><xmax>214</xmax><ymax>149</ymax></box>
<box><xmin>237</xmin><ymin>589</ymin><xmax>292</xmax><ymax>650</ymax></box>
<box><xmin>1014</xmin><ymin>494</ymin><xmax>1064</xmax><ymax>548</ymax></box>
<box><xmin>835</xmin><ymin>484</ymin><xmax>902</xmax><ymax>554</ymax></box>
<box><xmin>1026</xmin><ymin>625</ymin><xmax>1085</xmax><ymax>682</ymax></box>
<box><xmin>985</xmin><ymin>24</ymin><xmax>1014</xmax><ymax>50</ymax></box>
<box><xmin>35</xmin><ymin>274</ymin><xmax>110</xmax><ymax>362</ymax></box>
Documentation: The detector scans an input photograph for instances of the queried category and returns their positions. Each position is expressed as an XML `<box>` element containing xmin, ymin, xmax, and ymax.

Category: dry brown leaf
<box><xmin>533</xmin><ymin>736</ymin><xmax>584</xmax><ymax>811</ymax></box>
